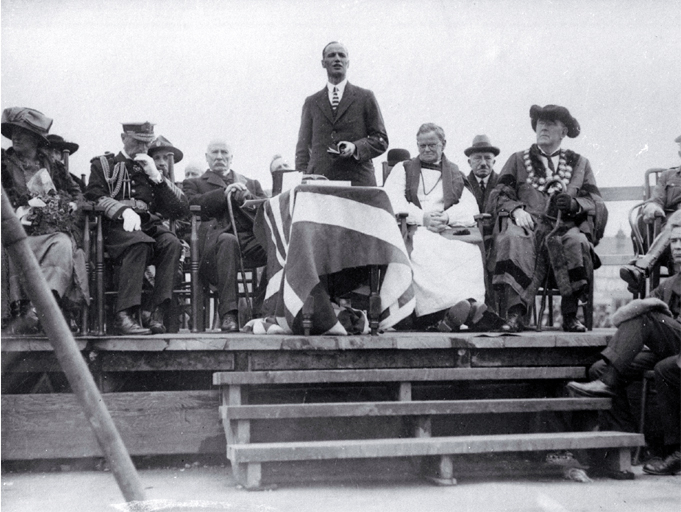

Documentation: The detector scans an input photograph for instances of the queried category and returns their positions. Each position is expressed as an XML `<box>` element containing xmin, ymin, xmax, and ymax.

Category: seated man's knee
<box><xmin>217</xmin><ymin>233</ymin><xmax>239</xmax><ymax>251</ymax></box>
<box><xmin>589</xmin><ymin>359</ymin><xmax>608</xmax><ymax>381</ymax></box>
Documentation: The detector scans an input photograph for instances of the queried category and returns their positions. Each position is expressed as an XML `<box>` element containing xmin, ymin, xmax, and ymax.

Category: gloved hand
<box><xmin>555</xmin><ymin>193</ymin><xmax>578</xmax><ymax>215</ymax></box>
<box><xmin>134</xmin><ymin>154</ymin><xmax>163</xmax><ymax>183</ymax></box>
<box><xmin>121</xmin><ymin>208</ymin><xmax>142</xmax><ymax>232</ymax></box>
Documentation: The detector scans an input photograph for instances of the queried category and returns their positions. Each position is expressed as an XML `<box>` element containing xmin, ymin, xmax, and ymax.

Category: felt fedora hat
<box><xmin>46</xmin><ymin>134</ymin><xmax>79</xmax><ymax>155</ymax></box>
<box><xmin>1</xmin><ymin>107</ymin><xmax>52</xmax><ymax>145</ymax></box>
<box><xmin>147</xmin><ymin>135</ymin><xmax>184</xmax><ymax>163</ymax></box>
<box><xmin>530</xmin><ymin>104</ymin><xmax>580</xmax><ymax>138</ymax></box>
<box><xmin>464</xmin><ymin>134</ymin><xmax>500</xmax><ymax>157</ymax></box>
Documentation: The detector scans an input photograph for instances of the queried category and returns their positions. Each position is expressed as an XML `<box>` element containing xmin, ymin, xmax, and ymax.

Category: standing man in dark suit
<box><xmin>464</xmin><ymin>135</ymin><xmax>499</xmax><ymax>213</ymax></box>
<box><xmin>295</xmin><ymin>41</ymin><xmax>389</xmax><ymax>186</ymax></box>
<box><xmin>183</xmin><ymin>140</ymin><xmax>267</xmax><ymax>332</ymax></box>
<box><xmin>85</xmin><ymin>122</ymin><xmax>188</xmax><ymax>335</ymax></box>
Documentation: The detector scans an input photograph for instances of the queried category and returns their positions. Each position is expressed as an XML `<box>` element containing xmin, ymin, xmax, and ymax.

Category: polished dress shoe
<box><xmin>563</xmin><ymin>315</ymin><xmax>586</xmax><ymax>332</ymax></box>
<box><xmin>220</xmin><ymin>313</ymin><xmax>239</xmax><ymax>333</ymax></box>
<box><xmin>500</xmin><ymin>311</ymin><xmax>524</xmax><ymax>333</ymax></box>
<box><xmin>114</xmin><ymin>310</ymin><xmax>151</xmax><ymax>335</ymax></box>
<box><xmin>619</xmin><ymin>265</ymin><xmax>645</xmax><ymax>294</ymax></box>
<box><xmin>567</xmin><ymin>379</ymin><xmax>615</xmax><ymax>397</ymax></box>
<box><xmin>142</xmin><ymin>306</ymin><xmax>167</xmax><ymax>334</ymax></box>
<box><xmin>643</xmin><ymin>451</ymin><xmax>681</xmax><ymax>475</ymax></box>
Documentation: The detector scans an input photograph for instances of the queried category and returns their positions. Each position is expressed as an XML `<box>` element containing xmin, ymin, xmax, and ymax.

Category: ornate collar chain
<box><xmin>523</xmin><ymin>145</ymin><xmax>573</xmax><ymax>195</ymax></box>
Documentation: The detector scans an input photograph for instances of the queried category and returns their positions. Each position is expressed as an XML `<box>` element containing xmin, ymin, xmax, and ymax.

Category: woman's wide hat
<box><xmin>46</xmin><ymin>134</ymin><xmax>79</xmax><ymax>155</ymax></box>
<box><xmin>147</xmin><ymin>135</ymin><xmax>184</xmax><ymax>163</ymax></box>
<box><xmin>1</xmin><ymin>107</ymin><xmax>53</xmax><ymax>145</ymax></box>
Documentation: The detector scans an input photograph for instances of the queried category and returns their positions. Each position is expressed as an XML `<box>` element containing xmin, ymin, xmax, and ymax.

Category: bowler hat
<box><xmin>464</xmin><ymin>134</ymin><xmax>500</xmax><ymax>157</ymax></box>
<box><xmin>122</xmin><ymin>121</ymin><xmax>155</xmax><ymax>143</ymax></box>
<box><xmin>387</xmin><ymin>148</ymin><xmax>411</xmax><ymax>167</ymax></box>
<box><xmin>46</xmin><ymin>134</ymin><xmax>79</xmax><ymax>155</ymax></box>
<box><xmin>530</xmin><ymin>105</ymin><xmax>580</xmax><ymax>138</ymax></box>
<box><xmin>147</xmin><ymin>135</ymin><xmax>183</xmax><ymax>163</ymax></box>
<box><xmin>1</xmin><ymin>107</ymin><xmax>52</xmax><ymax>145</ymax></box>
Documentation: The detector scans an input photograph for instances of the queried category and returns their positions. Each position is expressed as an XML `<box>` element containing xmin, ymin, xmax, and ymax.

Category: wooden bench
<box><xmin>214</xmin><ymin>367</ymin><xmax>644</xmax><ymax>489</ymax></box>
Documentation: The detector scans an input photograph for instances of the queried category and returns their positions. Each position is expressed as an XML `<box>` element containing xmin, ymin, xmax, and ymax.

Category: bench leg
<box><xmin>588</xmin><ymin>447</ymin><xmax>634</xmax><ymax>479</ymax></box>
<box><xmin>232</xmin><ymin>462</ymin><xmax>272</xmax><ymax>490</ymax></box>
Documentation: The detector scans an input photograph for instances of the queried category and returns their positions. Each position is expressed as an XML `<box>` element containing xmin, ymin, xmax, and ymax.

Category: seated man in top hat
<box><xmin>46</xmin><ymin>134</ymin><xmax>86</xmax><ymax>192</ymax></box>
<box><xmin>487</xmin><ymin>105</ymin><xmax>607</xmax><ymax>332</ymax></box>
<box><xmin>85</xmin><ymin>122</ymin><xmax>189</xmax><ymax>335</ymax></box>
<box><xmin>620</xmin><ymin>135</ymin><xmax>681</xmax><ymax>293</ymax></box>
<box><xmin>183</xmin><ymin>139</ymin><xmax>267</xmax><ymax>332</ymax></box>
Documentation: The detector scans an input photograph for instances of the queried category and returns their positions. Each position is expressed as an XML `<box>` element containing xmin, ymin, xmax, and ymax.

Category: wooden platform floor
<box><xmin>1</xmin><ymin>329</ymin><xmax>612</xmax><ymax>461</ymax></box>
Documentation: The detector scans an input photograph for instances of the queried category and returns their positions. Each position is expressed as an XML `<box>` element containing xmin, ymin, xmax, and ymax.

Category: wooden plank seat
<box><xmin>213</xmin><ymin>366</ymin><xmax>648</xmax><ymax>489</ymax></box>
<box><xmin>221</xmin><ymin>397</ymin><xmax>613</xmax><ymax>421</ymax></box>
<box><xmin>228</xmin><ymin>431</ymin><xmax>643</xmax><ymax>483</ymax></box>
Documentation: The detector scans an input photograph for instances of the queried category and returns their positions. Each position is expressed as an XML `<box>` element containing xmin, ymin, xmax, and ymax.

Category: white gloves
<box><xmin>134</xmin><ymin>154</ymin><xmax>163</xmax><ymax>183</ymax></box>
<box><xmin>121</xmin><ymin>208</ymin><xmax>141</xmax><ymax>232</ymax></box>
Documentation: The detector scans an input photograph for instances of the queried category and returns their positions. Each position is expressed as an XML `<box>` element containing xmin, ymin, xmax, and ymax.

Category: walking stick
<box><xmin>226</xmin><ymin>187</ymin><xmax>253</xmax><ymax>323</ymax></box>
<box><xmin>537</xmin><ymin>178</ymin><xmax>570</xmax><ymax>331</ymax></box>
<box><xmin>1</xmin><ymin>187</ymin><xmax>146</xmax><ymax>503</ymax></box>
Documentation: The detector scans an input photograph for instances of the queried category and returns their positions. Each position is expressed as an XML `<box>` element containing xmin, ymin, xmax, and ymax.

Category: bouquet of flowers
<box><xmin>15</xmin><ymin>169</ymin><xmax>78</xmax><ymax>238</ymax></box>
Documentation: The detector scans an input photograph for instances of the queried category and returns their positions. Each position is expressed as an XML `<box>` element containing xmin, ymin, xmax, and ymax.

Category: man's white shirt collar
<box><xmin>327</xmin><ymin>79</ymin><xmax>348</xmax><ymax>103</ymax></box>
<box><xmin>538</xmin><ymin>147</ymin><xmax>561</xmax><ymax>171</ymax></box>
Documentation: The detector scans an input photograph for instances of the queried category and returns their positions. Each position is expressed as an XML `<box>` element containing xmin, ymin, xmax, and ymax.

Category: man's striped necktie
<box><xmin>331</xmin><ymin>86</ymin><xmax>339</xmax><ymax>112</ymax></box>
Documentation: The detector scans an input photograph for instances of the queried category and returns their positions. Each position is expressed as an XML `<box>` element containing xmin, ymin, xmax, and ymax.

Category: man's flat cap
<box><xmin>122</xmin><ymin>121</ymin><xmax>155</xmax><ymax>142</ymax></box>
<box><xmin>530</xmin><ymin>105</ymin><xmax>580</xmax><ymax>138</ymax></box>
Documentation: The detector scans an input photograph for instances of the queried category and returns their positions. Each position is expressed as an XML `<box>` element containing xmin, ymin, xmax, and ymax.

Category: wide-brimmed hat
<box><xmin>46</xmin><ymin>134</ymin><xmax>79</xmax><ymax>155</ymax></box>
<box><xmin>464</xmin><ymin>134</ymin><xmax>500</xmax><ymax>157</ymax></box>
<box><xmin>675</xmin><ymin>134</ymin><xmax>681</xmax><ymax>143</ymax></box>
<box><xmin>387</xmin><ymin>148</ymin><xmax>411</xmax><ymax>166</ymax></box>
<box><xmin>121</xmin><ymin>121</ymin><xmax>155</xmax><ymax>143</ymax></box>
<box><xmin>147</xmin><ymin>135</ymin><xmax>183</xmax><ymax>163</ymax></box>
<box><xmin>530</xmin><ymin>104</ymin><xmax>580</xmax><ymax>138</ymax></box>
<box><xmin>1</xmin><ymin>107</ymin><xmax>53</xmax><ymax>145</ymax></box>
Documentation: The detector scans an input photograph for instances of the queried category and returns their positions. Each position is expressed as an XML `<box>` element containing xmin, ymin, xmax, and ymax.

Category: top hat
<box><xmin>464</xmin><ymin>134</ymin><xmax>500</xmax><ymax>157</ymax></box>
<box><xmin>387</xmin><ymin>148</ymin><xmax>411</xmax><ymax>167</ymax></box>
<box><xmin>530</xmin><ymin>105</ymin><xmax>580</xmax><ymax>138</ymax></box>
<box><xmin>121</xmin><ymin>121</ymin><xmax>156</xmax><ymax>143</ymax></box>
<box><xmin>147</xmin><ymin>135</ymin><xmax>183</xmax><ymax>162</ymax></box>
<box><xmin>46</xmin><ymin>134</ymin><xmax>79</xmax><ymax>155</ymax></box>
<box><xmin>1</xmin><ymin>107</ymin><xmax>52</xmax><ymax>145</ymax></box>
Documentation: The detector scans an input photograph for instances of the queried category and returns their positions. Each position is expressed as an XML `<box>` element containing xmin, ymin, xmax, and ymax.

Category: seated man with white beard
<box><xmin>384</xmin><ymin>123</ymin><xmax>493</xmax><ymax>331</ymax></box>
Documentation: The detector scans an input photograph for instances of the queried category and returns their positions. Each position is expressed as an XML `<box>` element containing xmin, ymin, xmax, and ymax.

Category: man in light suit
<box><xmin>295</xmin><ymin>41</ymin><xmax>388</xmax><ymax>186</ymax></box>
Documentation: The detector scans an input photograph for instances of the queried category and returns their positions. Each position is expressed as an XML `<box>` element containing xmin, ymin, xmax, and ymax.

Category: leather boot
<box><xmin>142</xmin><ymin>303</ymin><xmax>167</xmax><ymax>334</ymax></box>
<box><xmin>114</xmin><ymin>308</ymin><xmax>151</xmax><ymax>335</ymax></box>
<box><xmin>220</xmin><ymin>311</ymin><xmax>239</xmax><ymax>332</ymax></box>
<box><xmin>8</xmin><ymin>301</ymin><xmax>40</xmax><ymax>335</ymax></box>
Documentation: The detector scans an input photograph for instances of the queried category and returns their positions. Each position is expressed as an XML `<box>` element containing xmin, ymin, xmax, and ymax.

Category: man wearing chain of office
<box><xmin>487</xmin><ymin>105</ymin><xmax>607</xmax><ymax>333</ymax></box>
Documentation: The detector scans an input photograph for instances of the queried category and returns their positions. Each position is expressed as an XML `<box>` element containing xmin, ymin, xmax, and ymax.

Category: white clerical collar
<box><xmin>327</xmin><ymin>79</ymin><xmax>348</xmax><ymax>102</ymax></box>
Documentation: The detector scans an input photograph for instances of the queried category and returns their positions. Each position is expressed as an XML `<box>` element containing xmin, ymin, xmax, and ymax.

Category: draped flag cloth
<box><xmin>254</xmin><ymin>184</ymin><xmax>415</xmax><ymax>335</ymax></box>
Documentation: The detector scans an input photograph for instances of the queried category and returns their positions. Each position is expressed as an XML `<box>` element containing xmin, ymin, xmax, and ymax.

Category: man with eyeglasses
<box><xmin>384</xmin><ymin>123</ymin><xmax>489</xmax><ymax>331</ymax></box>
<box><xmin>295</xmin><ymin>41</ymin><xmax>388</xmax><ymax>186</ymax></box>
<box><xmin>85</xmin><ymin>122</ymin><xmax>188</xmax><ymax>334</ymax></box>
<box><xmin>487</xmin><ymin>105</ymin><xmax>607</xmax><ymax>333</ymax></box>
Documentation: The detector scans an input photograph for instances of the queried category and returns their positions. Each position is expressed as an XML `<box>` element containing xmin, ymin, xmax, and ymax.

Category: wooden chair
<box><xmin>491</xmin><ymin>211</ymin><xmax>595</xmax><ymax>331</ymax></box>
<box><xmin>627</xmin><ymin>168</ymin><xmax>670</xmax><ymax>298</ymax></box>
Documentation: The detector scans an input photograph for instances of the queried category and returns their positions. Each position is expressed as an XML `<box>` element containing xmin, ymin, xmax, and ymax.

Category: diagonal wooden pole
<box><xmin>1</xmin><ymin>186</ymin><xmax>146</xmax><ymax>502</ymax></box>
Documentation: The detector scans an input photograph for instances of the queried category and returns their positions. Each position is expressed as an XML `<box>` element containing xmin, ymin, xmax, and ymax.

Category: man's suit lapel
<box><xmin>313</xmin><ymin>88</ymin><xmax>335</xmax><ymax>124</ymax></box>
<box><xmin>203</xmin><ymin>170</ymin><xmax>228</xmax><ymax>189</ymax></box>
<box><xmin>334</xmin><ymin>83</ymin><xmax>356</xmax><ymax>121</ymax></box>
